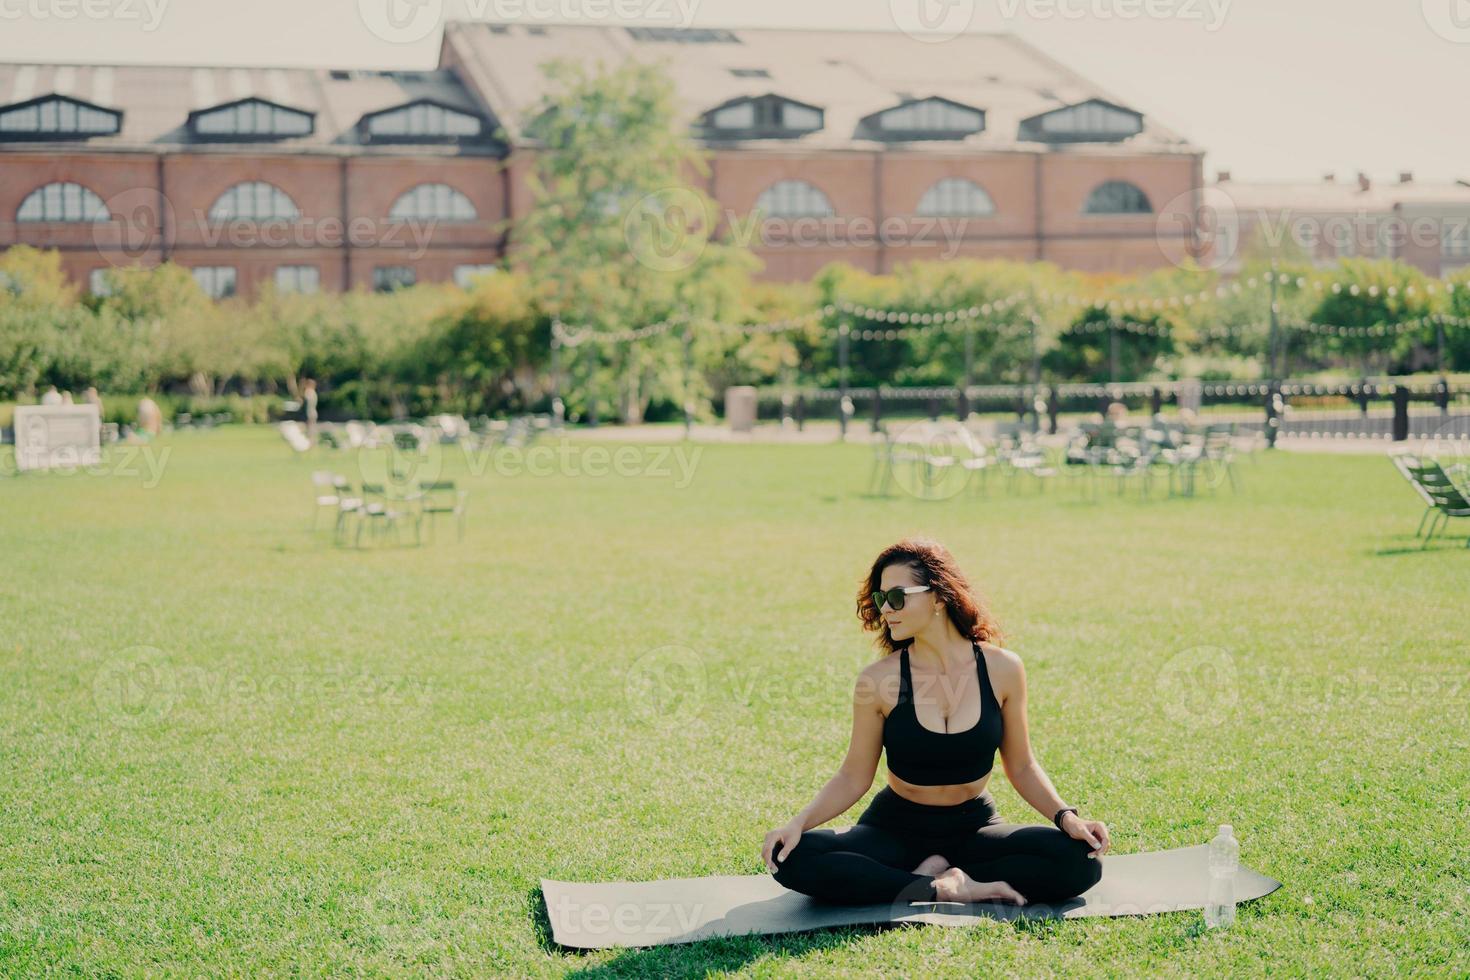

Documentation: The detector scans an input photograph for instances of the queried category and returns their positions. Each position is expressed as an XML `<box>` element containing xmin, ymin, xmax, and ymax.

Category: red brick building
<box><xmin>0</xmin><ymin>23</ymin><xmax>1205</xmax><ymax>297</ymax></box>
<box><xmin>0</xmin><ymin>62</ymin><xmax>507</xmax><ymax>297</ymax></box>
<box><xmin>1206</xmin><ymin>170</ymin><xmax>1470</xmax><ymax>278</ymax></box>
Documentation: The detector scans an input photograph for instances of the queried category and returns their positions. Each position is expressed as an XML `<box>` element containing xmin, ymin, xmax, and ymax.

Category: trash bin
<box><xmin>725</xmin><ymin>386</ymin><xmax>757</xmax><ymax>433</ymax></box>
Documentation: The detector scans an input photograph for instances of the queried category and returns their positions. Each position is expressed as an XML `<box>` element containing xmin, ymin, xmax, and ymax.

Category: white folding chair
<box><xmin>310</xmin><ymin>470</ymin><xmax>347</xmax><ymax>529</ymax></box>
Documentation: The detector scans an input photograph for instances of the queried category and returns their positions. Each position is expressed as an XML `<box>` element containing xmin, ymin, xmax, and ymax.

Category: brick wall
<box><xmin>2</xmin><ymin>142</ymin><xmax>1201</xmax><ymax>294</ymax></box>
<box><xmin>1</xmin><ymin>149</ymin><xmax>507</xmax><ymax>297</ymax></box>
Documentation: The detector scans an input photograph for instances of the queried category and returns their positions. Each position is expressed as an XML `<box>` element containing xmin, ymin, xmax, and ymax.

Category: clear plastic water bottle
<box><xmin>1205</xmin><ymin>824</ymin><xmax>1239</xmax><ymax>929</ymax></box>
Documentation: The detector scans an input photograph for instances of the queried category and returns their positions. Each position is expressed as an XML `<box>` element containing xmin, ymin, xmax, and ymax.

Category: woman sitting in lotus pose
<box><xmin>762</xmin><ymin>536</ymin><xmax>1109</xmax><ymax>907</ymax></box>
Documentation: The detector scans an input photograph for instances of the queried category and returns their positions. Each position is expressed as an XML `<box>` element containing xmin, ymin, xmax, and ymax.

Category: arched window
<box><xmin>916</xmin><ymin>178</ymin><xmax>995</xmax><ymax>217</ymax></box>
<box><xmin>1083</xmin><ymin>181</ymin><xmax>1152</xmax><ymax>215</ymax></box>
<box><xmin>389</xmin><ymin>183</ymin><xmax>477</xmax><ymax>221</ymax></box>
<box><xmin>754</xmin><ymin>180</ymin><xmax>833</xmax><ymax>219</ymax></box>
<box><xmin>16</xmin><ymin>182</ymin><xmax>109</xmax><ymax>222</ymax></box>
<box><xmin>209</xmin><ymin>182</ymin><xmax>300</xmax><ymax>221</ymax></box>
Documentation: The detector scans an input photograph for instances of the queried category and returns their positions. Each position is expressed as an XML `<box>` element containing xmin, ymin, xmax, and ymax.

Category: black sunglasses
<box><xmin>871</xmin><ymin>585</ymin><xmax>932</xmax><ymax>611</ymax></box>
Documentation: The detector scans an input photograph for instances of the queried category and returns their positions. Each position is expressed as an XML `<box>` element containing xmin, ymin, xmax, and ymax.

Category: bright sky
<box><xmin>2</xmin><ymin>0</ymin><xmax>1467</xmax><ymax>184</ymax></box>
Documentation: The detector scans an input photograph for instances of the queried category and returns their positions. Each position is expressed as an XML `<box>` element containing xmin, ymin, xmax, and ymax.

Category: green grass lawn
<box><xmin>1</xmin><ymin>428</ymin><xmax>1466</xmax><ymax>976</ymax></box>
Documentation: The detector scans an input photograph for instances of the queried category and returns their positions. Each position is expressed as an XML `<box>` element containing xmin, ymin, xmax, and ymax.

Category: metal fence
<box><xmin>745</xmin><ymin>377</ymin><xmax>1470</xmax><ymax>444</ymax></box>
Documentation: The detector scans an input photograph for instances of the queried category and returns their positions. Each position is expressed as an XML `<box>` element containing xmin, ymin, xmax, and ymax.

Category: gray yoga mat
<box><xmin>541</xmin><ymin>840</ymin><xmax>1282</xmax><ymax>949</ymax></box>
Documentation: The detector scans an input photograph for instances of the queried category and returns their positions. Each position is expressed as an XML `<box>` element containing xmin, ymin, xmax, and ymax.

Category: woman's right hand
<box><xmin>762</xmin><ymin>821</ymin><xmax>803</xmax><ymax>873</ymax></box>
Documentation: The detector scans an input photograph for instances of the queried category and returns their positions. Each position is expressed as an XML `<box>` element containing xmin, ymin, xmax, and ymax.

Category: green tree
<box><xmin>509</xmin><ymin>56</ymin><xmax>758</xmax><ymax>423</ymax></box>
<box><xmin>1043</xmin><ymin>307</ymin><xmax>1175</xmax><ymax>383</ymax></box>
<box><xmin>1441</xmin><ymin>268</ymin><xmax>1470</xmax><ymax>373</ymax></box>
<box><xmin>401</xmin><ymin>270</ymin><xmax>547</xmax><ymax>416</ymax></box>
<box><xmin>1306</xmin><ymin>259</ymin><xmax>1435</xmax><ymax>377</ymax></box>
<box><xmin>0</xmin><ymin>245</ymin><xmax>78</xmax><ymax>311</ymax></box>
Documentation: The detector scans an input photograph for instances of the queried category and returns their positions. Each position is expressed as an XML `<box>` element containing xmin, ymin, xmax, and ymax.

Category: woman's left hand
<box><xmin>1061</xmin><ymin>813</ymin><xmax>1110</xmax><ymax>858</ymax></box>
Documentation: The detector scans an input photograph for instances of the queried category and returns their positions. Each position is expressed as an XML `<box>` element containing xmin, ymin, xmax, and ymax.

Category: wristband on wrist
<box><xmin>1052</xmin><ymin>806</ymin><xmax>1079</xmax><ymax>829</ymax></box>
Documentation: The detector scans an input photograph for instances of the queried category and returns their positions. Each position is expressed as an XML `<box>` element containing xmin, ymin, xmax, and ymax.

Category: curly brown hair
<box><xmin>855</xmin><ymin>536</ymin><xmax>1005</xmax><ymax>655</ymax></box>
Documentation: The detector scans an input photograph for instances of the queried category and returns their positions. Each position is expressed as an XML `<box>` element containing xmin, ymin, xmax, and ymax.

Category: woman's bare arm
<box><xmin>788</xmin><ymin>667</ymin><xmax>886</xmax><ymax>830</ymax></box>
<box><xmin>993</xmin><ymin>647</ymin><xmax>1071</xmax><ymax>821</ymax></box>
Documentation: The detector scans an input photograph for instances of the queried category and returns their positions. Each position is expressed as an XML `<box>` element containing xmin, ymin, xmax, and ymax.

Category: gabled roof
<box><xmin>443</xmin><ymin>21</ymin><xmax>1199</xmax><ymax>154</ymax></box>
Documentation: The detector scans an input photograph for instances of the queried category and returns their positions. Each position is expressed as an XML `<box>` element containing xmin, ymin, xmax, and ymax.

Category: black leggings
<box><xmin>770</xmin><ymin>787</ymin><xmax>1102</xmax><ymax>906</ymax></box>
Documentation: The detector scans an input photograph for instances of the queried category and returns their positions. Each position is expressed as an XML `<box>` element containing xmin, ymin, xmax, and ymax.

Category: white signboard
<box><xmin>14</xmin><ymin>404</ymin><xmax>102</xmax><ymax>472</ymax></box>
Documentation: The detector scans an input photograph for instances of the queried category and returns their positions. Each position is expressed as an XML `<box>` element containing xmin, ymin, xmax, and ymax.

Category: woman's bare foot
<box><xmin>931</xmin><ymin>867</ymin><xmax>1027</xmax><ymax>905</ymax></box>
<box><xmin>912</xmin><ymin>854</ymin><xmax>950</xmax><ymax>876</ymax></box>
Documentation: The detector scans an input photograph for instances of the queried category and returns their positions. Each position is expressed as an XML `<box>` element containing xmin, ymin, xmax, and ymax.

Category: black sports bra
<box><xmin>882</xmin><ymin>642</ymin><xmax>1003</xmax><ymax>786</ymax></box>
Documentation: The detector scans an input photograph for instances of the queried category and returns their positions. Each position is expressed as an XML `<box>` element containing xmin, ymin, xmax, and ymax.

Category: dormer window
<box><xmin>862</xmin><ymin>97</ymin><xmax>985</xmax><ymax>141</ymax></box>
<box><xmin>701</xmin><ymin>94</ymin><xmax>823</xmax><ymax>139</ymax></box>
<box><xmin>358</xmin><ymin>99</ymin><xmax>491</xmax><ymax>144</ymax></box>
<box><xmin>1018</xmin><ymin>98</ymin><xmax>1143</xmax><ymax>144</ymax></box>
<box><xmin>188</xmin><ymin>98</ymin><xmax>314</xmax><ymax>141</ymax></box>
<box><xmin>0</xmin><ymin>94</ymin><xmax>121</xmax><ymax>141</ymax></box>
<box><xmin>524</xmin><ymin>104</ymin><xmax>616</xmax><ymax>149</ymax></box>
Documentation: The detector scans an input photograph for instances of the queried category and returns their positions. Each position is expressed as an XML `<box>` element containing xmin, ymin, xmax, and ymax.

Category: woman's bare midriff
<box><xmin>885</xmin><ymin>771</ymin><xmax>991</xmax><ymax>806</ymax></box>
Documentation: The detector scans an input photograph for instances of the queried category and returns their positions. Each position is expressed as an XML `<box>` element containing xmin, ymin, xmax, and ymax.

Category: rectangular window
<box><xmin>275</xmin><ymin>265</ymin><xmax>320</xmax><ymax>294</ymax></box>
<box><xmin>192</xmin><ymin>266</ymin><xmax>237</xmax><ymax>299</ymax></box>
<box><xmin>1214</xmin><ymin>223</ymin><xmax>1237</xmax><ymax>264</ymax></box>
<box><xmin>373</xmin><ymin>266</ymin><xmax>416</xmax><ymax>293</ymax></box>
<box><xmin>1442</xmin><ymin>220</ymin><xmax>1470</xmax><ymax>258</ymax></box>
<box><xmin>453</xmin><ymin>265</ymin><xmax>497</xmax><ymax>289</ymax></box>
<box><xmin>1376</xmin><ymin>224</ymin><xmax>1394</xmax><ymax>259</ymax></box>
<box><xmin>777</xmin><ymin>103</ymin><xmax>822</xmax><ymax>131</ymax></box>
<box><xmin>627</xmin><ymin>27</ymin><xmax>740</xmax><ymax>43</ymax></box>
<box><xmin>711</xmin><ymin>102</ymin><xmax>755</xmax><ymax>129</ymax></box>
